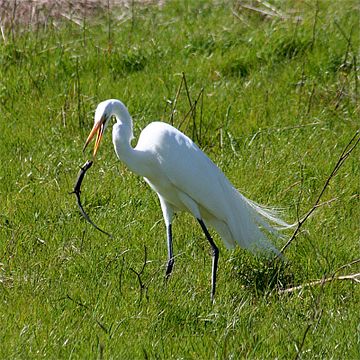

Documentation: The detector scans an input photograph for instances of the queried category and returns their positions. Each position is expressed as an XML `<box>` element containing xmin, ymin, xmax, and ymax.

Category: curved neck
<box><xmin>110</xmin><ymin>100</ymin><xmax>134</xmax><ymax>140</ymax></box>
<box><xmin>111</xmin><ymin>101</ymin><xmax>146</xmax><ymax>176</ymax></box>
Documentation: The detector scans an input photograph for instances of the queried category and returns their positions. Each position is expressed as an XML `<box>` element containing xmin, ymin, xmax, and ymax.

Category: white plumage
<box><xmin>83</xmin><ymin>99</ymin><xmax>289</xmax><ymax>300</ymax></box>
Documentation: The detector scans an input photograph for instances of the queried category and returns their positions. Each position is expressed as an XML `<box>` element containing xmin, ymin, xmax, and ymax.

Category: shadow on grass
<box><xmin>232</xmin><ymin>254</ymin><xmax>295</xmax><ymax>296</ymax></box>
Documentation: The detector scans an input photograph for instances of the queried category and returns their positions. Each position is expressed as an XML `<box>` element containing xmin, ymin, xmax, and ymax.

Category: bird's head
<box><xmin>83</xmin><ymin>100</ymin><xmax>113</xmax><ymax>158</ymax></box>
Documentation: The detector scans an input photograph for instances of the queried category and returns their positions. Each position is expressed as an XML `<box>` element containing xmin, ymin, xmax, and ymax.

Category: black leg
<box><xmin>165</xmin><ymin>223</ymin><xmax>174</xmax><ymax>278</ymax></box>
<box><xmin>197</xmin><ymin>219</ymin><xmax>219</xmax><ymax>303</ymax></box>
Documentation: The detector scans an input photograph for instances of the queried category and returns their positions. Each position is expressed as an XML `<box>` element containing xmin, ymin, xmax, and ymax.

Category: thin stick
<box><xmin>0</xmin><ymin>24</ymin><xmax>7</xmax><ymax>44</ymax></box>
<box><xmin>231</xmin><ymin>9</ymin><xmax>251</xmax><ymax>27</ymax></box>
<box><xmin>60</xmin><ymin>13</ymin><xmax>82</xmax><ymax>27</ymax></box>
<box><xmin>238</xmin><ymin>3</ymin><xmax>283</xmax><ymax>18</ymax></box>
<box><xmin>280</xmin><ymin>130</ymin><xmax>360</xmax><ymax>255</ymax></box>
<box><xmin>192</xmin><ymin>89</ymin><xmax>205</xmax><ymax>144</ymax></box>
<box><xmin>66</xmin><ymin>294</ymin><xmax>109</xmax><ymax>334</ymax></box>
<box><xmin>107</xmin><ymin>0</ymin><xmax>112</xmax><ymax>51</ymax></box>
<box><xmin>180</xmin><ymin>71</ymin><xmax>198</xmax><ymax>141</ymax></box>
<box><xmin>258</xmin><ymin>0</ymin><xmax>285</xmax><ymax>18</ymax></box>
<box><xmin>334</xmin><ymin>20</ymin><xmax>355</xmax><ymax>53</ymax></box>
<box><xmin>178</xmin><ymin>87</ymin><xmax>203</xmax><ymax>136</ymax></box>
<box><xmin>10</xmin><ymin>0</ymin><xmax>17</xmax><ymax>43</ymax></box>
<box><xmin>82</xmin><ymin>0</ymin><xmax>87</xmax><ymax>47</ymax></box>
<box><xmin>130</xmin><ymin>245</ymin><xmax>150</xmax><ymax>300</ymax></box>
<box><xmin>334</xmin><ymin>21</ymin><xmax>358</xmax><ymax>98</ymax></box>
<box><xmin>198</xmin><ymin>87</ymin><xmax>204</xmax><ymax>145</ymax></box>
<box><xmin>295</xmin><ymin>305</ymin><xmax>323</xmax><ymax>360</ymax></box>
<box><xmin>333</xmin><ymin>258</ymin><xmax>360</xmax><ymax>275</ymax></box>
<box><xmin>182</xmin><ymin>71</ymin><xmax>193</xmax><ymax>109</ymax></box>
<box><xmin>310</xmin><ymin>0</ymin><xmax>319</xmax><ymax>51</ymax></box>
<box><xmin>75</xmin><ymin>57</ymin><xmax>83</xmax><ymax>128</ymax></box>
<box><xmin>306</xmin><ymin>83</ymin><xmax>316</xmax><ymax>115</ymax></box>
<box><xmin>279</xmin><ymin>273</ymin><xmax>360</xmax><ymax>294</ymax></box>
<box><xmin>170</xmin><ymin>75</ymin><xmax>184</xmax><ymax>126</ymax></box>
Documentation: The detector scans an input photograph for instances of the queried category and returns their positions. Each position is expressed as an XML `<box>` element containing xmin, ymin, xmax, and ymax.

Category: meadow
<box><xmin>0</xmin><ymin>0</ymin><xmax>359</xmax><ymax>358</ymax></box>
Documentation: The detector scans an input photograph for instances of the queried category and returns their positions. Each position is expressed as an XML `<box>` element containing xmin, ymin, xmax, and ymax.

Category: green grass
<box><xmin>0</xmin><ymin>0</ymin><xmax>359</xmax><ymax>358</ymax></box>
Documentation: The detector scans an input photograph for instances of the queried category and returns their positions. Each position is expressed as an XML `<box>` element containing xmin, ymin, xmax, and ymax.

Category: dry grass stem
<box><xmin>280</xmin><ymin>130</ymin><xmax>360</xmax><ymax>255</ymax></box>
<box><xmin>279</xmin><ymin>273</ymin><xmax>360</xmax><ymax>294</ymax></box>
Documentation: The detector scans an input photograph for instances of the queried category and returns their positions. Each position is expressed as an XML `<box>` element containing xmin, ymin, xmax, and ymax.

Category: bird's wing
<box><xmin>146</xmin><ymin>123</ymin><xmax>233</xmax><ymax>220</ymax></box>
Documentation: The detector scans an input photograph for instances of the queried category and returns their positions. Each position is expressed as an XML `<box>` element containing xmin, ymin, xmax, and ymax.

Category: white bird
<box><xmin>83</xmin><ymin>99</ymin><xmax>289</xmax><ymax>301</ymax></box>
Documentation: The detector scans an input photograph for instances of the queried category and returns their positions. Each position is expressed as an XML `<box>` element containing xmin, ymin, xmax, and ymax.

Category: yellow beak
<box><xmin>83</xmin><ymin>117</ymin><xmax>105</xmax><ymax>157</ymax></box>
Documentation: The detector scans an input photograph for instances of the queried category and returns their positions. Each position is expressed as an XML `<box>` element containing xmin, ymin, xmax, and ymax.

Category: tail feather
<box><xmin>241</xmin><ymin>195</ymin><xmax>293</xmax><ymax>230</ymax></box>
<box><xmin>223</xmin><ymin>188</ymin><xmax>291</xmax><ymax>256</ymax></box>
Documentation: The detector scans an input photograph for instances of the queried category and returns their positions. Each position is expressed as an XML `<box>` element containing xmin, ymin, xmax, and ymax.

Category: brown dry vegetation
<box><xmin>0</xmin><ymin>0</ymin><xmax>163</xmax><ymax>29</ymax></box>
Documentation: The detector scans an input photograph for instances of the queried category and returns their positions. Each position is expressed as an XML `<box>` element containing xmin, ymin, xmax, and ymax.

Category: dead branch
<box><xmin>280</xmin><ymin>130</ymin><xmax>360</xmax><ymax>255</ymax></box>
<box><xmin>130</xmin><ymin>245</ymin><xmax>150</xmax><ymax>300</ymax></box>
<box><xmin>238</xmin><ymin>2</ymin><xmax>284</xmax><ymax>19</ymax></box>
<box><xmin>334</xmin><ymin>258</ymin><xmax>360</xmax><ymax>275</ymax></box>
<box><xmin>0</xmin><ymin>24</ymin><xmax>6</xmax><ymax>43</ymax></box>
<box><xmin>66</xmin><ymin>294</ymin><xmax>109</xmax><ymax>334</ymax></box>
<box><xmin>169</xmin><ymin>73</ymin><xmax>184</xmax><ymax>126</ymax></box>
<box><xmin>259</xmin><ymin>0</ymin><xmax>283</xmax><ymax>16</ymax></box>
<box><xmin>231</xmin><ymin>9</ymin><xmax>251</xmax><ymax>27</ymax></box>
<box><xmin>279</xmin><ymin>273</ymin><xmax>360</xmax><ymax>294</ymax></box>
<box><xmin>235</xmin><ymin>1</ymin><xmax>302</xmax><ymax>23</ymax></box>
<box><xmin>182</xmin><ymin>71</ymin><xmax>193</xmax><ymax>110</ymax></box>
<box><xmin>334</xmin><ymin>20</ymin><xmax>358</xmax><ymax>98</ymax></box>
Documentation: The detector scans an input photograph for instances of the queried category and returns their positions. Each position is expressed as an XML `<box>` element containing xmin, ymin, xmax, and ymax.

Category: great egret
<box><xmin>83</xmin><ymin>99</ymin><xmax>289</xmax><ymax>301</ymax></box>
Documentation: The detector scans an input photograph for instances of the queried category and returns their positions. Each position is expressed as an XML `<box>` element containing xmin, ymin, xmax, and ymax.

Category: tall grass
<box><xmin>0</xmin><ymin>1</ymin><xmax>359</xmax><ymax>358</ymax></box>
